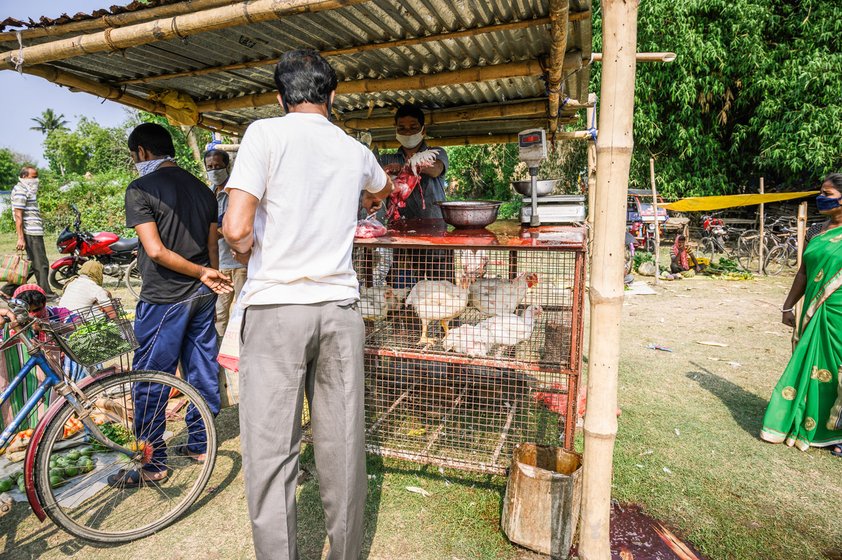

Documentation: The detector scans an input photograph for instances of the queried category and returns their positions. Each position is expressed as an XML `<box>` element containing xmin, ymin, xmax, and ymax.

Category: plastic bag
<box><xmin>355</xmin><ymin>218</ymin><xmax>387</xmax><ymax>238</ymax></box>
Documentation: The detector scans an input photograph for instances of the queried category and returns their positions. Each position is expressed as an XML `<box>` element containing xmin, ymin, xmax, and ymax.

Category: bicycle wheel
<box><xmin>124</xmin><ymin>259</ymin><xmax>142</xmax><ymax>300</ymax></box>
<box><xmin>700</xmin><ymin>237</ymin><xmax>716</xmax><ymax>262</ymax></box>
<box><xmin>736</xmin><ymin>230</ymin><xmax>761</xmax><ymax>271</ymax></box>
<box><xmin>764</xmin><ymin>245</ymin><xmax>787</xmax><ymax>276</ymax></box>
<box><xmin>32</xmin><ymin>370</ymin><xmax>217</xmax><ymax>543</ymax></box>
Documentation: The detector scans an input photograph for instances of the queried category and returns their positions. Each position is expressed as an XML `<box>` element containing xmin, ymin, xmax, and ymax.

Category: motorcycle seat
<box><xmin>110</xmin><ymin>237</ymin><xmax>139</xmax><ymax>252</ymax></box>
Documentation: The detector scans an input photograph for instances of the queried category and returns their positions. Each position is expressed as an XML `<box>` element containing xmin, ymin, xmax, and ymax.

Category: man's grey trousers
<box><xmin>239</xmin><ymin>300</ymin><xmax>367</xmax><ymax>560</ymax></box>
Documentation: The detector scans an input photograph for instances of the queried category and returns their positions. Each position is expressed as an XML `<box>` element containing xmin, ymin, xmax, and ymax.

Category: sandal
<box><xmin>831</xmin><ymin>445</ymin><xmax>842</xmax><ymax>458</ymax></box>
<box><xmin>107</xmin><ymin>468</ymin><xmax>168</xmax><ymax>488</ymax></box>
<box><xmin>170</xmin><ymin>443</ymin><xmax>206</xmax><ymax>464</ymax></box>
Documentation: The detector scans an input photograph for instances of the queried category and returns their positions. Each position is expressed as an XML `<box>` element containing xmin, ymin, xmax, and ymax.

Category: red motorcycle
<box><xmin>49</xmin><ymin>205</ymin><xmax>142</xmax><ymax>298</ymax></box>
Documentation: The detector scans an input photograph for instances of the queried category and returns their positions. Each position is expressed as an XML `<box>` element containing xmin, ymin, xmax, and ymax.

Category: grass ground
<box><xmin>1</xmin><ymin>232</ymin><xmax>841</xmax><ymax>559</ymax></box>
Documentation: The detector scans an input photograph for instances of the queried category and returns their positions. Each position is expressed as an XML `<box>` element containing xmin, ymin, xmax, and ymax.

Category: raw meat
<box><xmin>355</xmin><ymin>218</ymin><xmax>387</xmax><ymax>238</ymax></box>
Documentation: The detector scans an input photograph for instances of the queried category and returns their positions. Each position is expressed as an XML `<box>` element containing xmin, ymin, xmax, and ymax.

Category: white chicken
<box><xmin>442</xmin><ymin>324</ymin><xmax>492</xmax><ymax>357</ymax></box>
<box><xmin>478</xmin><ymin>305</ymin><xmax>542</xmax><ymax>347</ymax></box>
<box><xmin>469</xmin><ymin>272</ymin><xmax>539</xmax><ymax>316</ymax></box>
<box><xmin>358</xmin><ymin>286</ymin><xmax>407</xmax><ymax>321</ymax></box>
<box><xmin>456</xmin><ymin>249</ymin><xmax>489</xmax><ymax>281</ymax></box>
<box><xmin>404</xmin><ymin>277</ymin><xmax>471</xmax><ymax>344</ymax></box>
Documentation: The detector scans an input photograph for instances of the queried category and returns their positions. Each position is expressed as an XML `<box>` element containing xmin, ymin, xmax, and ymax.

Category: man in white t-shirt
<box><xmin>223</xmin><ymin>50</ymin><xmax>392</xmax><ymax>560</ymax></box>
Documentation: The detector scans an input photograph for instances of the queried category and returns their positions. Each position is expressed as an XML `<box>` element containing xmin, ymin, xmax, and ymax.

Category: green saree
<box><xmin>761</xmin><ymin>227</ymin><xmax>842</xmax><ymax>450</ymax></box>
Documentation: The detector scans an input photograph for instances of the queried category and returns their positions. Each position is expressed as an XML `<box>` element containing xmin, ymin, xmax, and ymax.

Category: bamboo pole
<box><xmin>591</xmin><ymin>52</ymin><xmax>676</xmax><ymax>62</ymax></box>
<box><xmin>20</xmin><ymin>64</ymin><xmax>243</xmax><ymax>135</ymax></box>
<box><xmin>0</xmin><ymin>0</ymin><xmax>235</xmax><ymax>42</ymax></box>
<box><xmin>118</xmin><ymin>18</ymin><xmax>553</xmax><ymax>85</ymax></box>
<box><xmin>650</xmin><ymin>158</ymin><xmax>660</xmax><ymax>284</ymax></box>
<box><xmin>0</xmin><ymin>0</ymin><xmax>372</xmax><ymax>70</ymax></box>
<box><xmin>182</xmin><ymin>125</ymin><xmax>204</xmax><ymax>166</ymax></box>
<box><xmin>195</xmin><ymin>59</ymin><xmax>553</xmax><ymax>113</ymax></box>
<box><xmin>344</xmin><ymin>100</ymin><xmax>550</xmax><ymax>130</ymax></box>
<box><xmin>759</xmin><ymin>177</ymin><xmax>765</xmax><ymax>274</ymax></box>
<box><xmin>793</xmin><ymin>201</ymin><xmax>808</xmax><ymax>349</ymax></box>
<box><xmin>579</xmin><ymin>0</ymin><xmax>639</xmax><ymax>558</ymax></box>
<box><xmin>546</xmin><ymin>0</ymin><xmax>570</xmax><ymax>133</ymax></box>
<box><xmin>586</xmin><ymin>92</ymin><xmax>597</xmax><ymax>251</ymax></box>
<box><xmin>374</xmin><ymin>130</ymin><xmax>593</xmax><ymax>149</ymax></box>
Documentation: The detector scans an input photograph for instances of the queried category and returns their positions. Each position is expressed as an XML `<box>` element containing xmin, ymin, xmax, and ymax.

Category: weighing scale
<box><xmin>517</xmin><ymin>128</ymin><xmax>586</xmax><ymax>226</ymax></box>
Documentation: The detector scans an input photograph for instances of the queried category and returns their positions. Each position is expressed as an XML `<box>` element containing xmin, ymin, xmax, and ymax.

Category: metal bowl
<box><xmin>512</xmin><ymin>179</ymin><xmax>559</xmax><ymax>197</ymax></box>
<box><xmin>437</xmin><ymin>201</ymin><xmax>503</xmax><ymax>228</ymax></box>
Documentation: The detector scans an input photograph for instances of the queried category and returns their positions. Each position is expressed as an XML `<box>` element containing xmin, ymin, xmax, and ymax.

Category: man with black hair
<box><xmin>204</xmin><ymin>148</ymin><xmax>246</xmax><ymax>337</ymax></box>
<box><xmin>380</xmin><ymin>102</ymin><xmax>448</xmax><ymax>219</ymax></box>
<box><xmin>11</xmin><ymin>166</ymin><xmax>57</xmax><ymax>298</ymax></box>
<box><xmin>111</xmin><ymin>123</ymin><xmax>232</xmax><ymax>488</ymax></box>
<box><xmin>224</xmin><ymin>49</ymin><xmax>392</xmax><ymax>560</ymax></box>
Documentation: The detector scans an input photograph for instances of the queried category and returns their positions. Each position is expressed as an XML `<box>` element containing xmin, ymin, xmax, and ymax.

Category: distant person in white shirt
<box><xmin>224</xmin><ymin>49</ymin><xmax>392</xmax><ymax>560</ymax></box>
<box><xmin>58</xmin><ymin>260</ymin><xmax>110</xmax><ymax>311</ymax></box>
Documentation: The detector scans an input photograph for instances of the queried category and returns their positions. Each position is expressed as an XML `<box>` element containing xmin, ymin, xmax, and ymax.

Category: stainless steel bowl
<box><xmin>437</xmin><ymin>201</ymin><xmax>502</xmax><ymax>228</ymax></box>
<box><xmin>512</xmin><ymin>179</ymin><xmax>559</xmax><ymax>197</ymax></box>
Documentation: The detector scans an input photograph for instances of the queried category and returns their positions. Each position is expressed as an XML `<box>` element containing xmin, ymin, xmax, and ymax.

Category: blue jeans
<box><xmin>131</xmin><ymin>285</ymin><xmax>219</xmax><ymax>472</ymax></box>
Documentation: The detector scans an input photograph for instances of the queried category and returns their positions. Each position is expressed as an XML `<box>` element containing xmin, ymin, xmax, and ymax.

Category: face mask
<box><xmin>207</xmin><ymin>168</ymin><xmax>229</xmax><ymax>186</ymax></box>
<box><xmin>20</xmin><ymin>177</ymin><xmax>39</xmax><ymax>190</ymax></box>
<box><xmin>816</xmin><ymin>195</ymin><xmax>841</xmax><ymax>213</ymax></box>
<box><xmin>396</xmin><ymin>132</ymin><xmax>423</xmax><ymax>149</ymax></box>
<box><xmin>135</xmin><ymin>156</ymin><xmax>175</xmax><ymax>177</ymax></box>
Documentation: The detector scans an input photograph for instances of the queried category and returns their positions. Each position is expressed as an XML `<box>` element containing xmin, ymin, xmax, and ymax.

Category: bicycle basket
<box><xmin>54</xmin><ymin>299</ymin><xmax>138</xmax><ymax>366</ymax></box>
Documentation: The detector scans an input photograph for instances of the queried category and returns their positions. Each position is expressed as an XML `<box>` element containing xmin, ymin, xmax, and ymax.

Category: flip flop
<box><xmin>170</xmin><ymin>443</ymin><xmax>206</xmax><ymax>464</ymax></box>
<box><xmin>831</xmin><ymin>446</ymin><xmax>842</xmax><ymax>458</ymax></box>
<box><xmin>107</xmin><ymin>468</ymin><xmax>168</xmax><ymax>489</ymax></box>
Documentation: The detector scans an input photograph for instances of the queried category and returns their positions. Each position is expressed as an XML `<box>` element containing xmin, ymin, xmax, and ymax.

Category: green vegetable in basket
<box><xmin>64</xmin><ymin>465</ymin><xmax>79</xmax><ymax>477</ymax></box>
<box><xmin>65</xmin><ymin>318</ymin><xmax>133</xmax><ymax>364</ymax></box>
<box><xmin>90</xmin><ymin>422</ymin><xmax>133</xmax><ymax>452</ymax></box>
<box><xmin>50</xmin><ymin>475</ymin><xmax>63</xmax><ymax>488</ymax></box>
<box><xmin>79</xmin><ymin>446</ymin><xmax>94</xmax><ymax>457</ymax></box>
<box><xmin>49</xmin><ymin>467</ymin><xmax>63</xmax><ymax>479</ymax></box>
<box><xmin>55</xmin><ymin>457</ymin><xmax>69</xmax><ymax>469</ymax></box>
<box><xmin>17</xmin><ymin>477</ymin><xmax>25</xmax><ymax>493</ymax></box>
<box><xmin>0</xmin><ymin>478</ymin><xmax>12</xmax><ymax>492</ymax></box>
<box><xmin>66</xmin><ymin>450</ymin><xmax>81</xmax><ymax>462</ymax></box>
<box><xmin>79</xmin><ymin>459</ymin><xmax>95</xmax><ymax>473</ymax></box>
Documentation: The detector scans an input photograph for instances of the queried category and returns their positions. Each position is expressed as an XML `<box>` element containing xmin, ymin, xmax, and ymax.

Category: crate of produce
<box><xmin>55</xmin><ymin>299</ymin><xmax>138</xmax><ymax>367</ymax></box>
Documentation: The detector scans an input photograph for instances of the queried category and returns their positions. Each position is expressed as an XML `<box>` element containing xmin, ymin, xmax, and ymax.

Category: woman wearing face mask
<box><xmin>761</xmin><ymin>173</ymin><xmax>842</xmax><ymax>456</ymax></box>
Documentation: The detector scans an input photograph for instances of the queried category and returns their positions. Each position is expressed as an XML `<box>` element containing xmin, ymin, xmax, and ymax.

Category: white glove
<box><xmin>407</xmin><ymin>149</ymin><xmax>439</xmax><ymax>175</ymax></box>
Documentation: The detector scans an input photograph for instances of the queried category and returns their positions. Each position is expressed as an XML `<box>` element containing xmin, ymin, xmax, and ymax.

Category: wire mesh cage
<box><xmin>53</xmin><ymin>299</ymin><xmax>138</xmax><ymax>367</ymax></box>
<box><xmin>340</xmin><ymin>226</ymin><xmax>586</xmax><ymax>474</ymax></box>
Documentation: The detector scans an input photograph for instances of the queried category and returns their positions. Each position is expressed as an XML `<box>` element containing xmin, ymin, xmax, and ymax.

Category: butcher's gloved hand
<box><xmin>407</xmin><ymin>149</ymin><xmax>438</xmax><ymax>175</ymax></box>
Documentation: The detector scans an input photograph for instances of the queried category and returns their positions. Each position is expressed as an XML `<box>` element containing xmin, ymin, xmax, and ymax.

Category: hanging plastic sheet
<box><xmin>663</xmin><ymin>191</ymin><xmax>818</xmax><ymax>212</ymax></box>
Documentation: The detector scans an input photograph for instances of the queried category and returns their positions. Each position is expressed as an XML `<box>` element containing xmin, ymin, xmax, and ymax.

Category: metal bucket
<box><xmin>501</xmin><ymin>443</ymin><xmax>582</xmax><ymax>559</ymax></box>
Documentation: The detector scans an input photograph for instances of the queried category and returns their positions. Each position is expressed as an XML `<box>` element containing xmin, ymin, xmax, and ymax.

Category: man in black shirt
<box><xmin>109</xmin><ymin>123</ymin><xmax>232</xmax><ymax>488</ymax></box>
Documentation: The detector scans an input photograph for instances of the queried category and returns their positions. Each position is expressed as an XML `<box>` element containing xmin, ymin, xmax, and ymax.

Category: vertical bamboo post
<box><xmin>793</xmin><ymin>201</ymin><xmax>808</xmax><ymax>349</ymax></box>
<box><xmin>649</xmin><ymin>158</ymin><xmax>660</xmax><ymax>284</ymax></box>
<box><xmin>182</xmin><ymin>125</ymin><xmax>203</xmax><ymax>167</ymax></box>
<box><xmin>586</xmin><ymin>93</ymin><xmax>598</xmax><ymax>252</ymax></box>
<box><xmin>758</xmin><ymin>177</ymin><xmax>765</xmax><ymax>274</ymax></box>
<box><xmin>579</xmin><ymin>1</ymin><xmax>639</xmax><ymax>558</ymax></box>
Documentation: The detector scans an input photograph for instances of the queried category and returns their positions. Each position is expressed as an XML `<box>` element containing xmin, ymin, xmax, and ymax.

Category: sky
<box><xmin>0</xmin><ymin>1</ymin><xmax>131</xmax><ymax>166</ymax></box>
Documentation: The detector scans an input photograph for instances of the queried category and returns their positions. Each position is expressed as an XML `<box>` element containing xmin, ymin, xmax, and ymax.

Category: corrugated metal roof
<box><xmin>0</xmin><ymin>0</ymin><xmax>593</xmax><ymax>140</ymax></box>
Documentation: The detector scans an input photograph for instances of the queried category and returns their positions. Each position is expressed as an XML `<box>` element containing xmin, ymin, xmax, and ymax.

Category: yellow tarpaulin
<box><xmin>663</xmin><ymin>191</ymin><xmax>818</xmax><ymax>212</ymax></box>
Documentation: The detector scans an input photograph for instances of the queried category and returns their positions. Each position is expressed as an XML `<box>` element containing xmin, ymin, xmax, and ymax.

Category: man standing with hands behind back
<box><xmin>12</xmin><ymin>166</ymin><xmax>58</xmax><ymax>299</ymax></box>
<box><xmin>224</xmin><ymin>49</ymin><xmax>392</xmax><ymax>560</ymax></box>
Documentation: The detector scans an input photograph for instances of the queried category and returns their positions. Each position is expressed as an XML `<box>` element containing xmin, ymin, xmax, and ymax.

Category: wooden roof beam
<box><xmin>546</xmin><ymin>0</ymin><xmax>570</xmax><ymax>133</ymax></box>
<box><xmin>0</xmin><ymin>0</ymin><xmax>372</xmax><ymax>70</ymax></box>
<box><xmin>0</xmin><ymin>0</ymin><xmax>234</xmax><ymax>42</ymax></box>
<box><xmin>117</xmin><ymin>17</ymin><xmax>553</xmax><ymax>85</ymax></box>
<box><xmin>343</xmin><ymin>99</ymin><xmax>590</xmax><ymax>130</ymax></box>
<box><xmin>373</xmin><ymin>129</ymin><xmax>589</xmax><ymax>149</ymax></box>
<box><xmin>22</xmin><ymin>64</ymin><xmax>243</xmax><ymax>136</ymax></box>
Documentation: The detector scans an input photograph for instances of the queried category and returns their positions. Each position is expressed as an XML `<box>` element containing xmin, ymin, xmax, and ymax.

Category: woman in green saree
<box><xmin>761</xmin><ymin>173</ymin><xmax>842</xmax><ymax>455</ymax></box>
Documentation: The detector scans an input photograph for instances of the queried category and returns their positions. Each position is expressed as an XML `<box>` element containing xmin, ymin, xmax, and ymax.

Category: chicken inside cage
<box><xmin>346</xmin><ymin>240</ymin><xmax>584</xmax><ymax>473</ymax></box>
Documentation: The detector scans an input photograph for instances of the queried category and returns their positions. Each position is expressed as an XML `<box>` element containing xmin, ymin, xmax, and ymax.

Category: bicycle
<box><xmin>0</xmin><ymin>298</ymin><xmax>216</xmax><ymax>543</ymax></box>
<box><xmin>763</xmin><ymin>218</ymin><xmax>799</xmax><ymax>275</ymax></box>
<box><xmin>699</xmin><ymin>214</ymin><xmax>753</xmax><ymax>269</ymax></box>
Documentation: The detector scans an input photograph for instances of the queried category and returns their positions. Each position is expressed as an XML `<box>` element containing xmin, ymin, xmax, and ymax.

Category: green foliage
<box><xmin>0</xmin><ymin>169</ymin><xmax>135</xmax><ymax>236</ymax></box>
<box><xmin>591</xmin><ymin>0</ymin><xmax>842</xmax><ymax>198</ymax></box>
<box><xmin>30</xmin><ymin>108</ymin><xmax>68</xmax><ymax>135</ymax></box>
<box><xmin>0</xmin><ymin>148</ymin><xmax>36</xmax><ymax>190</ymax></box>
<box><xmin>633</xmin><ymin>250</ymin><xmax>654</xmax><ymax>270</ymax></box>
<box><xmin>42</xmin><ymin>117</ymin><xmax>131</xmax><ymax>176</ymax></box>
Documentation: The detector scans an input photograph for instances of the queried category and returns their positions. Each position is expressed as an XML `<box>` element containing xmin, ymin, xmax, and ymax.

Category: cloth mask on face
<box><xmin>816</xmin><ymin>195</ymin><xmax>842</xmax><ymax>213</ymax></box>
<box><xmin>20</xmin><ymin>177</ymin><xmax>39</xmax><ymax>191</ymax></box>
<box><xmin>396</xmin><ymin>132</ymin><xmax>423</xmax><ymax>149</ymax></box>
<box><xmin>206</xmin><ymin>168</ymin><xmax>229</xmax><ymax>186</ymax></box>
<box><xmin>135</xmin><ymin>156</ymin><xmax>175</xmax><ymax>177</ymax></box>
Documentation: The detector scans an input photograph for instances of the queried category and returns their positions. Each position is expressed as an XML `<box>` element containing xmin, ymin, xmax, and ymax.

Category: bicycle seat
<box><xmin>110</xmin><ymin>238</ymin><xmax>139</xmax><ymax>252</ymax></box>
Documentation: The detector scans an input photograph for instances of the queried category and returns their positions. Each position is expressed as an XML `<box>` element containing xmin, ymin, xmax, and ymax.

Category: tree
<box><xmin>30</xmin><ymin>108</ymin><xmax>69</xmax><ymax>135</ymax></box>
<box><xmin>42</xmin><ymin>117</ymin><xmax>130</xmax><ymax>176</ymax></box>
<box><xmin>0</xmin><ymin>147</ymin><xmax>36</xmax><ymax>189</ymax></box>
